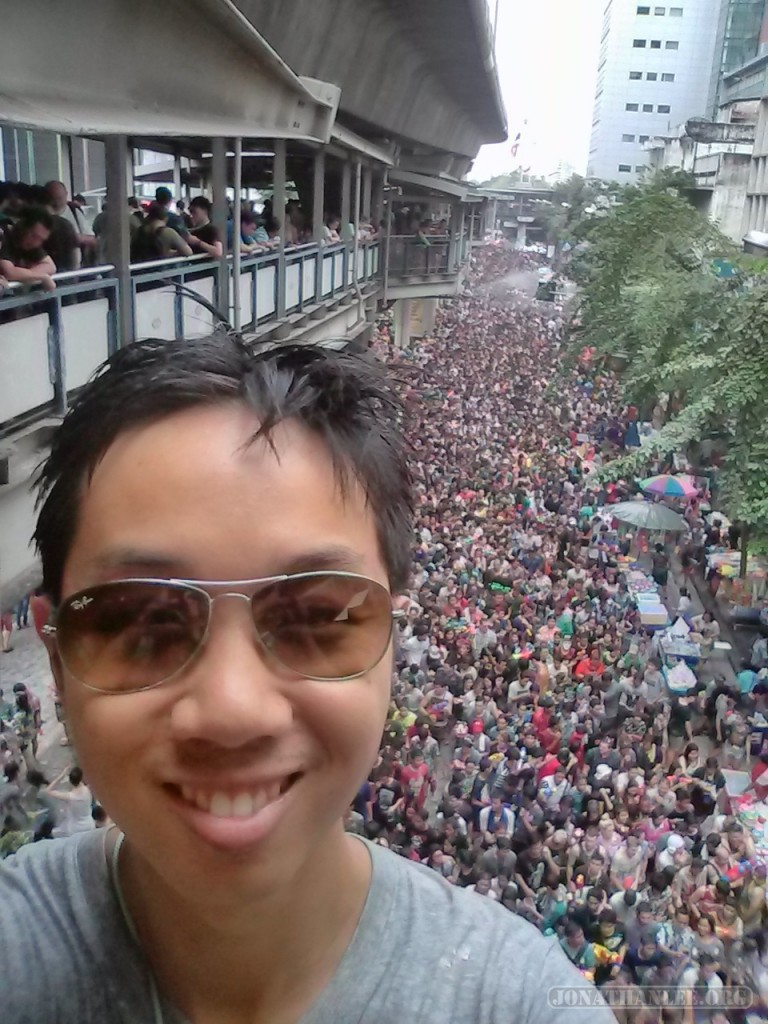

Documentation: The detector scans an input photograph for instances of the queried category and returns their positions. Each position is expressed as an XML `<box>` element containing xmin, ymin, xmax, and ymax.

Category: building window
<box><xmin>622</xmin><ymin>133</ymin><xmax>636</xmax><ymax>142</ymax></box>
<box><xmin>633</xmin><ymin>38</ymin><xmax>647</xmax><ymax>47</ymax></box>
<box><xmin>650</xmin><ymin>39</ymin><xmax>662</xmax><ymax>48</ymax></box>
<box><xmin>639</xmin><ymin>135</ymin><xmax>650</xmax><ymax>143</ymax></box>
<box><xmin>658</xmin><ymin>104</ymin><xmax>671</xmax><ymax>113</ymax></box>
<box><xmin>646</xmin><ymin>71</ymin><xmax>658</xmax><ymax>80</ymax></box>
<box><xmin>629</xmin><ymin>70</ymin><xmax>643</xmax><ymax>79</ymax></box>
<box><xmin>636</xmin><ymin>4</ymin><xmax>650</xmax><ymax>12</ymax></box>
<box><xmin>636</xmin><ymin>165</ymin><xmax>646</xmax><ymax>172</ymax></box>
<box><xmin>665</xmin><ymin>39</ymin><xmax>679</xmax><ymax>49</ymax></box>
<box><xmin>655</xmin><ymin>5</ymin><xmax>666</xmax><ymax>12</ymax></box>
<box><xmin>643</xmin><ymin>104</ymin><xmax>654</xmax><ymax>112</ymax></box>
<box><xmin>670</xmin><ymin>6</ymin><xmax>683</xmax><ymax>14</ymax></box>
<box><xmin>618</xmin><ymin>164</ymin><xmax>632</xmax><ymax>172</ymax></box>
<box><xmin>661</xmin><ymin>72</ymin><xmax>675</xmax><ymax>82</ymax></box>
<box><xmin>626</xmin><ymin>103</ymin><xmax>639</xmax><ymax>111</ymax></box>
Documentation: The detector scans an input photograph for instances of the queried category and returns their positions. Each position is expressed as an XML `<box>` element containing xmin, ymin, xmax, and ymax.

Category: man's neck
<box><xmin>120</xmin><ymin>826</ymin><xmax>372</xmax><ymax>1023</ymax></box>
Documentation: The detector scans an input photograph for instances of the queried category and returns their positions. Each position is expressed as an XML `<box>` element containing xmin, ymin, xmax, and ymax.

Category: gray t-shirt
<box><xmin>0</xmin><ymin>830</ymin><xmax>616</xmax><ymax>1022</ymax></box>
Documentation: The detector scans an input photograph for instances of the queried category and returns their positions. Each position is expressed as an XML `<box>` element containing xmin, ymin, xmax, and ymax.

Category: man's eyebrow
<box><xmin>87</xmin><ymin>544</ymin><xmax>367</xmax><ymax>578</ymax></box>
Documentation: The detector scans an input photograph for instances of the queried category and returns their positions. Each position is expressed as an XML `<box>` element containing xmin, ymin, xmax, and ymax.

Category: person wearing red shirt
<box><xmin>750</xmin><ymin>753</ymin><xmax>768</xmax><ymax>802</ymax></box>
<box><xmin>574</xmin><ymin>648</ymin><xmax>605</xmax><ymax>680</ymax></box>
<box><xmin>538</xmin><ymin>751</ymin><xmax>561</xmax><ymax>781</ymax></box>
<box><xmin>399</xmin><ymin>749</ymin><xmax>431</xmax><ymax>812</ymax></box>
<box><xmin>532</xmin><ymin>701</ymin><xmax>551</xmax><ymax>740</ymax></box>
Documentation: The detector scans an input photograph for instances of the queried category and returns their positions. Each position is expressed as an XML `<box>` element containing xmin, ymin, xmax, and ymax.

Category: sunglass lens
<box><xmin>253</xmin><ymin>574</ymin><xmax>393</xmax><ymax>680</ymax></box>
<box><xmin>57</xmin><ymin>582</ymin><xmax>208</xmax><ymax>692</ymax></box>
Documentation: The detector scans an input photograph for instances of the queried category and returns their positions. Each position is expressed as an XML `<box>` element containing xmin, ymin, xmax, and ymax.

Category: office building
<box><xmin>588</xmin><ymin>0</ymin><xmax>723</xmax><ymax>181</ymax></box>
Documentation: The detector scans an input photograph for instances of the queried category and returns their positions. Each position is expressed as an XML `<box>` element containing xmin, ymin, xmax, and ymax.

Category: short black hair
<box><xmin>189</xmin><ymin>196</ymin><xmax>212</xmax><ymax>216</ymax></box>
<box><xmin>15</xmin><ymin>206</ymin><xmax>54</xmax><ymax>233</ymax></box>
<box><xmin>155</xmin><ymin>186</ymin><xmax>172</xmax><ymax>204</ymax></box>
<box><xmin>34</xmin><ymin>337</ymin><xmax>413</xmax><ymax>601</ymax></box>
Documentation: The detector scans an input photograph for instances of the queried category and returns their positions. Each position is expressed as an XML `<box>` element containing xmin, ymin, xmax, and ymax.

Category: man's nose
<box><xmin>169</xmin><ymin>595</ymin><xmax>294</xmax><ymax>749</ymax></box>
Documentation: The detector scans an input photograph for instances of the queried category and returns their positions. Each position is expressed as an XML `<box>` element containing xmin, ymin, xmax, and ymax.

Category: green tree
<box><xmin>572</xmin><ymin>176</ymin><xmax>768</xmax><ymax>571</ymax></box>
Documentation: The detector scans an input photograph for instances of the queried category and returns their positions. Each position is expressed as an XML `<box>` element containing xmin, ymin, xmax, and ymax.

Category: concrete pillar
<box><xmin>340</xmin><ymin>160</ymin><xmax>351</xmax><ymax>239</ymax></box>
<box><xmin>211</xmin><ymin>137</ymin><xmax>229</xmax><ymax>316</ymax></box>
<box><xmin>81</xmin><ymin>137</ymin><xmax>91</xmax><ymax>192</ymax></box>
<box><xmin>312</xmin><ymin>148</ymin><xmax>326</xmax><ymax>244</ymax></box>
<box><xmin>420</xmin><ymin>297</ymin><xmax>437</xmax><ymax>335</ymax></box>
<box><xmin>393</xmin><ymin>298</ymin><xmax>411</xmax><ymax>349</ymax></box>
<box><xmin>362</xmin><ymin>165</ymin><xmax>372</xmax><ymax>222</ymax></box>
<box><xmin>469</xmin><ymin>206</ymin><xmax>476</xmax><ymax>244</ymax></box>
<box><xmin>516</xmin><ymin>221</ymin><xmax>527</xmax><ymax>249</ymax></box>
<box><xmin>104</xmin><ymin>135</ymin><xmax>133</xmax><ymax>346</ymax></box>
<box><xmin>173</xmin><ymin>152</ymin><xmax>183</xmax><ymax>203</ymax></box>
<box><xmin>59</xmin><ymin>135</ymin><xmax>74</xmax><ymax>194</ymax></box>
<box><xmin>126</xmin><ymin>146</ymin><xmax>134</xmax><ymax>199</ymax></box>
<box><xmin>273</xmin><ymin>139</ymin><xmax>286</xmax><ymax>317</ymax></box>
<box><xmin>371</xmin><ymin>173</ymin><xmax>384</xmax><ymax>228</ymax></box>
<box><xmin>458</xmin><ymin>205</ymin><xmax>466</xmax><ymax>262</ymax></box>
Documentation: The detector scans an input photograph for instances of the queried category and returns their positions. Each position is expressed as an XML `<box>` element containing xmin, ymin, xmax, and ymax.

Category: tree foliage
<box><xmin>570</xmin><ymin>174</ymin><xmax>768</xmax><ymax>548</ymax></box>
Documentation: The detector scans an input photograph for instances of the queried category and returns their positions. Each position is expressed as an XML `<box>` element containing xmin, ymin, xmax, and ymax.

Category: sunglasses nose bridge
<box><xmin>208</xmin><ymin>591</ymin><xmax>255</xmax><ymax>606</ymax></box>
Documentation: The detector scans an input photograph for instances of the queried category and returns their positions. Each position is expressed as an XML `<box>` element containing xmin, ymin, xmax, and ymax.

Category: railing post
<box><xmin>47</xmin><ymin>297</ymin><xmax>67</xmax><ymax>417</ymax></box>
<box><xmin>104</xmin><ymin>135</ymin><xmax>133</xmax><ymax>345</ymax></box>
<box><xmin>273</xmin><ymin>139</ymin><xmax>286</xmax><ymax>318</ymax></box>
<box><xmin>340</xmin><ymin>160</ymin><xmax>351</xmax><ymax>240</ymax></box>
<box><xmin>362</xmin><ymin>165</ymin><xmax>372</xmax><ymax>223</ymax></box>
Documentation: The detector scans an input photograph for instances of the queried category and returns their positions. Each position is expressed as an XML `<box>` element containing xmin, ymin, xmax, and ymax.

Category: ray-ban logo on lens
<box><xmin>71</xmin><ymin>596</ymin><xmax>94</xmax><ymax>611</ymax></box>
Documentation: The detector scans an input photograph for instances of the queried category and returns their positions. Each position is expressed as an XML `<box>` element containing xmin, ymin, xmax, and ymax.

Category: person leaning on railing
<box><xmin>187</xmin><ymin>196</ymin><xmax>223</xmax><ymax>259</ymax></box>
<box><xmin>130</xmin><ymin>203</ymin><xmax>192</xmax><ymax>263</ymax></box>
<box><xmin>0</xmin><ymin>207</ymin><xmax>57</xmax><ymax>292</ymax></box>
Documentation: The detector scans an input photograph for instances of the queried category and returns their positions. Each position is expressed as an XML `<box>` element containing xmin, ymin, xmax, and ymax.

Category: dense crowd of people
<box><xmin>3</xmin><ymin>239</ymin><xmax>768</xmax><ymax>1018</ymax></box>
<box><xmin>340</xmin><ymin>246</ymin><xmax>768</xmax><ymax>1021</ymax></box>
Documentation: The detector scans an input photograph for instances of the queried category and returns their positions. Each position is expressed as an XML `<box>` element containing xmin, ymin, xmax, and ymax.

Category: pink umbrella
<box><xmin>640</xmin><ymin>474</ymin><xmax>699</xmax><ymax>500</ymax></box>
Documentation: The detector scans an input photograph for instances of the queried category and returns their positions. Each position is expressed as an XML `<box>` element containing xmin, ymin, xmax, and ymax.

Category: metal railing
<box><xmin>0</xmin><ymin>240</ymin><xmax>380</xmax><ymax>436</ymax></box>
<box><xmin>0</xmin><ymin>264</ymin><xmax>119</xmax><ymax>434</ymax></box>
<box><xmin>385</xmin><ymin>233</ymin><xmax>469</xmax><ymax>278</ymax></box>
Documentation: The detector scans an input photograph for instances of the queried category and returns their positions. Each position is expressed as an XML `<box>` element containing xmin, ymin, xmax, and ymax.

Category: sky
<box><xmin>472</xmin><ymin>0</ymin><xmax>604</xmax><ymax>181</ymax></box>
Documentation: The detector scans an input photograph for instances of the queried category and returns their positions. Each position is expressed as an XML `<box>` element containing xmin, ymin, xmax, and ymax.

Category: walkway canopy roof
<box><xmin>0</xmin><ymin>0</ymin><xmax>338</xmax><ymax>143</ymax></box>
<box><xmin>389</xmin><ymin>169</ymin><xmax>469</xmax><ymax>201</ymax></box>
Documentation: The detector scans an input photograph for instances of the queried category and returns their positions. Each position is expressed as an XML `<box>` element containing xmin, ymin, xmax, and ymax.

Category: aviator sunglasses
<box><xmin>44</xmin><ymin>572</ymin><xmax>404</xmax><ymax>694</ymax></box>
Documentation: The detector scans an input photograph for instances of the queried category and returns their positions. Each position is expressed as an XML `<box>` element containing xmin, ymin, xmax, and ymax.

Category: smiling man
<box><xmin>0</xmin><ymin>336</ymin><xmax>614</xmax><ymax>1022</ymax></box>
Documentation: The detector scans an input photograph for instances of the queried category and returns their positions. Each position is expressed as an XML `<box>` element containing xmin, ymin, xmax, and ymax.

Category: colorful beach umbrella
<box><xmin>640</xmin><ymin>474</ymin><xmax>698</xmax><ymax>500</ymax></box>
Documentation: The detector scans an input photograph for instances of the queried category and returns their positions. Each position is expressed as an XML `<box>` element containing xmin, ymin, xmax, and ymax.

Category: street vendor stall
<box><xmin>706</xmin><ymin>549</ymin><xmax>768</xmax><ymax>608</ymax></box>
<box><xmin>624</xmin><ymin>567</ymin><xmax>671</xmax><ymax>630</ymax></box>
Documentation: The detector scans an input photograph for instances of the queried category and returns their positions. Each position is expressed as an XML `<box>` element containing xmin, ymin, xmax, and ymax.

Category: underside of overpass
<box><xmin>232</xmin><ymin>0</ymin><xmax>507</xmax><ymax>168</ymax></box>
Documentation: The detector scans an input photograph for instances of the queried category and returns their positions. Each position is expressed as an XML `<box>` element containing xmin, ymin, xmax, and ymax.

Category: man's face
<box><xmin>22</xmin><ymin>221</ymin><xmax>51</xmax><ymax>251</ymax></box>
<box><xmin>50</xmin><ymin>406</ymin><xmax>395</xmax><ymax>907</ymax></box>
<box><xmin>189</xmin><ymin>204</ymin><xmax>207</xmax><ymax>227</ymax></box>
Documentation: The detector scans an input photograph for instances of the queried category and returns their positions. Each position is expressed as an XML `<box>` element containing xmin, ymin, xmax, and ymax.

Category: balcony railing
<box><xmin>386</xmin><ymin>235</ymin><xmax>452</xmax><ymax>276</ymax></box>
<box><xmin>384</xmin><ymin>232</ymin><xmax>470</xmax><ymax>280</ymax></box>
<box><xmin>0</xmin><ymin>241</ymin><xmax>379</xmax><ymax>437</ymax></box>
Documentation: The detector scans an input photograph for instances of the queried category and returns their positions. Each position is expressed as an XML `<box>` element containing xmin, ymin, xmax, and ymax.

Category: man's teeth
<box><xmin>180</xmin><ymin>783</ymin><xmax>283</xmax><ymax>817</ymax></box>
